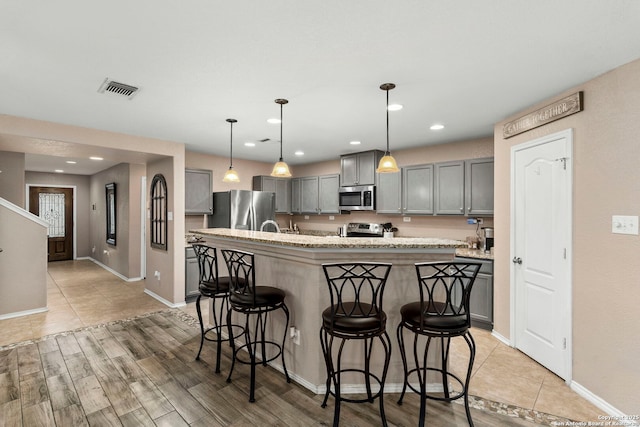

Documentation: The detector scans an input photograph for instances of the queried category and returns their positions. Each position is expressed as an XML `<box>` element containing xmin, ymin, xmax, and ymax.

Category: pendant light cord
<box><xmin>386</xmin><ymin>89</ymin><xmax>390</xmax><ymax>155</ymax></box>
<box><xmin>230</xmin><ymin>121</ymin><xmax>234</xmax><ymax>167</ymax></box>
<box><xmin>279</xmin><ymin>102</ymin><xmax>284</xmax><ymax>161</ymax></box>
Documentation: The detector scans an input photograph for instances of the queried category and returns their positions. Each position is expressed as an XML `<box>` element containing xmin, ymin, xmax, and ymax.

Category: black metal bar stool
<box><xmin>320</xmin><ymin>262</ymin><xmax>393</xmax><ymax>427</ymax></box>
<box><xmin>221</xmin><ymin>249</ymin><xmax>291</xmax><ymax>403</ymax></box>
<box><xmin>192</xmin><ymin>243</ymin><xmax>243</xmax><ymax>373</ymax></box>
<box><xmin>397</xmin><ymin>261</ymin><xmax>481</xmax><ymax>427</ymax></box>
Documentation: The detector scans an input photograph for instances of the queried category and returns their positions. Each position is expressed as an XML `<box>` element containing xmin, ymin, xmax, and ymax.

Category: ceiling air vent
<box><xmin>97</xmin><ymin>78</ymin><xmax>140</xmax><ymax>100</ymax></box>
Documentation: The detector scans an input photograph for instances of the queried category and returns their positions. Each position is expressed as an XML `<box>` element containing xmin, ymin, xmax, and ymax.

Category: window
<box><xmin>150</xmin><ymin>174</ymin><xmax>167</xmax><ymax>250</ymax></box>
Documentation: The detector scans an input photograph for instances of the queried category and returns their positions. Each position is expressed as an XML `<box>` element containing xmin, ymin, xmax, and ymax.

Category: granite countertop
<box><xmin>455</xmin><ymin>247</ymin><xmax>494</xmax><ymax>260</ymax></box>
<box><xmin>190</xmin><ymin>228</ymin><xmax>467</xmax><ymax>249</ymax></box>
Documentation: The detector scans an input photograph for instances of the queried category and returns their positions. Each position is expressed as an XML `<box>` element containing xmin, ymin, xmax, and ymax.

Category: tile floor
<box><xmin>1</xmin><ymin>259</ymin><xmax>604</xmax><ymax>423</ymax></box>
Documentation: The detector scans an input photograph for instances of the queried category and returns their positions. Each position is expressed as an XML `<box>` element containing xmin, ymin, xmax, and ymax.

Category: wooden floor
<box><xmin>0</xmin><ymin>309</ymin><xmax>554</xmax><ymax>426</ymax></box>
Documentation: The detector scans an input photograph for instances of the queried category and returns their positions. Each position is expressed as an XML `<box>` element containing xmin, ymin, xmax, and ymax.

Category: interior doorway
<box><xmin>28</xmin><ymin>186</ymin><xmax>74</xmax><ymax>262</ymax></box>
<box><xmin>510</xmin><ymin>129</ymin><xmax>573</xmax><ymax>381</ymax></box>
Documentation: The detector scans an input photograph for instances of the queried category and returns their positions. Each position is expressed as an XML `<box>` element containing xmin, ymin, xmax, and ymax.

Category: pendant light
<box><xmin>376</xmin><ymin>83</ymin><xmax>400</xmax><ymax>173</ymax></box>
<box><xmin>270</xmin><ymin>98</ymin><xmax>292</xmax><ymax>177</ymax></box>
<box><xmin>222</xmin><ymin>118</ymin><xmax>240</xmax><ymax>183</ymax></box>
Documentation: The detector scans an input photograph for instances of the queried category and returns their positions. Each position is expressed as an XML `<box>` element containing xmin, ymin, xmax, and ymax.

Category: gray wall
<box><xmin>0</xmin><ymin>151</ymin><xmax>25</xmax><ymax>207</ymax></box>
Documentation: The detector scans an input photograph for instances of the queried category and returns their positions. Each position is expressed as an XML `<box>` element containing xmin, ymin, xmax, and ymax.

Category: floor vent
<box><xmin>98</xmin><ymin>78</ymin><xmax>140</xmax><ymax>99</ymax></box>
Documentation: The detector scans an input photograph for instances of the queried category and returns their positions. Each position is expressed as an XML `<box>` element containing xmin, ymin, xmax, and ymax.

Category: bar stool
<box><xmin>320</xmin><ymin>262</ymin><xmax>393</xmax><ymax>427</ymax></box>
<box><xmin>221</xmin><ymin>249</ymin><xmax>291</xmax><ymax>403</ymax></box>
<box><xmin>397</xmin><ymin>261</ymin><xmax>481</xmax><ymax>427</ymax></box>
<box><xmin>192</xmin><ymin>243</ymin><xmax>242</xmax><ymax>373</ymax></box>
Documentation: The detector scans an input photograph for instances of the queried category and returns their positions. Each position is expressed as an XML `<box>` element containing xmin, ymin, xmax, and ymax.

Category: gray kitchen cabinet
<box><xmin>402</xmin><ymin>164</ymin><xmax>434</xmax><ymax>215</ymax></box>
<box><xmin>290</xmin><ymin>178</ymin><xmax>301</xmax><ymax>213</ymax></box>
<box><xmin>185</xmin><ymin>169</ymin><xmax>213</xmax><ymax>215</ymax></box>
<box><xmin>453</xmin><ymin>256</ymin><xmax>493</xmax><ymax>330</ymax></box>
<box><xmin>300</xmin><ymin>176</ymin><xmax>319</xmax><ymax>214</ymax></box>
<box><xmin>185</xmin><ymin>247</ymin><xmax>200</xmax><ymax>301</ymax></box>
<box><xmin>295</xmin><ymin>174</ymin><xmax>340</xmax><ymax>214</ymax></box>
<box><xmin>465</xmin><ymin>157</ymin><xmax>494</xmax><ymax>216</ymax></box>
<box><xmin>435</xmin><ymin>160</ymin><xmax>465</xmax><ymax>215</ymax></box>
<box><xmin>376</xmin><ymin>171</ymin><xmax>402</xmax><ymax>214</ymax></box>
<box><xmin>253</xmin><ymin>175</ymin><xmax>291</xmax><ymax>213</ymax></box>
<box><xmin>340</xmin><ymin>150</ymin><xmax>383</xmax><ymax>187</ymax></box>
<box><xmin>318</xmin><ymin>174</ymin><xmax>340</xmax><ymax>214</ymax></box>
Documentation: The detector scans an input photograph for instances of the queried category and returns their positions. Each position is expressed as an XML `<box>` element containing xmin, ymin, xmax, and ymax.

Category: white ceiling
<box><xmin>2</xmin><ymin>1</ymin><xmax>640</xmax><ymax>175</ymax></box>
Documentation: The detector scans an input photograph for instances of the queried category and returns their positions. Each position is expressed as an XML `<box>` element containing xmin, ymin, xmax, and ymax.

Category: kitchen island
<box><xmin>191</xmin><ymin>228</ymin><xmax>467</xmax><ymax>394</ymax></box>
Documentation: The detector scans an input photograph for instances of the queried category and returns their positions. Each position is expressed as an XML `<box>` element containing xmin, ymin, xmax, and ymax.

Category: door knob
<box><xmin>512</xmin><ymin>257</ymin><xmax>522</xmax><ymax>264</ymax></box>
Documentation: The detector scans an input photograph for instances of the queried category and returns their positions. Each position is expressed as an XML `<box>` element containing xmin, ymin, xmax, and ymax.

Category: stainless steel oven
<box><xmin>338</xmin><ymin>185</ymin><xmax>375</xmax><ymax>211</ymax></box>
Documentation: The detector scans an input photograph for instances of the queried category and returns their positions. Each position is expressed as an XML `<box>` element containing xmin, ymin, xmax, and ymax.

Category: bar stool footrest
<box><xmin>327</xmin><ymin>368</ymin><xmax>385</xmax><ymax>404</ymax></box>
<box><xmin>404</xmin><ymin>367</ymin><xmax>466</xmax><ymax>402</ymax></box>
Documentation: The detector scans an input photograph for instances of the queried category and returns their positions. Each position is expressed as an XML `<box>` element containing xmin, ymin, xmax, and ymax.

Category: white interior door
<box><xmin>511</xmin><ymin>129</ymin><xmax>572</xmax><ymax>380</ymax></box>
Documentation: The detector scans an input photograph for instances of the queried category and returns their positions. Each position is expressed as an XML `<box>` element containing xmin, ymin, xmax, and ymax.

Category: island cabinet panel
<box><xmin>402</xmin><ymin>164</ymin><xmax>434</xmax><ymax>215</ymax></box>
<box><xmin>465</xmin><ymin>157</ymin><xmax>494</xmax><ymax>216</ymax></box>
<box><xmin>185</xmin><ymin>247</ymin><xmax>199</xmax><ymax>301</ymax></box>
<box><xmin>340</xmin><ymin>150</ymin><xmax>383</xmax><ymax>187</ymax></box>
<box><xmin>376</xmin><ymin>171</ymin><xmax>402</xmax><ymax>214</ymax></box>
<box><xmin>253</xmin><ymin>176</ymin><xmax>291</xmax><ymax>214</ymax></box>
<box><xmin>185</xmin><ymin>169</ymin><xmax>213</xmax><ymax>215</ymax></box>
<box><xmin>434</xmin><ymin>160</ymin><xmax>465</xmax><ymax>215</ymax></box>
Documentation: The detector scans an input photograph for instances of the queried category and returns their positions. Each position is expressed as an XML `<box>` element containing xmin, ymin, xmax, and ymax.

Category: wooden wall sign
<box><xmin>503</xmin><ymin>91</ymin><xmax>583</xmax><ymax>138</ymax></box>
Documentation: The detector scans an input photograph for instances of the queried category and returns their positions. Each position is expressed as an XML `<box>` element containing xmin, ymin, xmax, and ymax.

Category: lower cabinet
<box><xmin>185</xmin><ymin>247</ymin><xmax>199</xmax><ymax>301</ymax></box>
<box><xmin>453</xmin><ymin>256</ymin><xmax>493</xmax><ymax>330</ymax></box>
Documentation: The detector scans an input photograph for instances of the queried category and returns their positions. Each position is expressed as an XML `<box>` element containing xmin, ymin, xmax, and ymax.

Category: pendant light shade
<box><xmin>223</xmin><ymin>118</ymin><xmax>240</xmax><ymax>183</ymax></box>
<box><xmin>270</xmin><ymin>98</ymin><xmax>292</xmax><ymax>177</ymax></box>
<box><xmin>376</xmin><ymin>83</ymin><xmax>400</xmax><ymax>173</ymax></box>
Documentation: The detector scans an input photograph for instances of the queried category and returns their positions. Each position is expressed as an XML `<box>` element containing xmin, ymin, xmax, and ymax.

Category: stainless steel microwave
<box><xmin>339</xmin><ymin>185</ymin><xmax>375</xmax><ymax>211</ymax></box>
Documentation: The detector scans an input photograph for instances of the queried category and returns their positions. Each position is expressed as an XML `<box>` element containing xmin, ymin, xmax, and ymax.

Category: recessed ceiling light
<box><xmin>66</xmin><ymin>160</ymin><xmax>77</xmax><ymax>164</ymax></box>
<box><xmin>90</xmin><ymin>156</ymin><xmax>103</xmax><ymax>161</ymax></box>
<box><xmin>54</xmin><ymin>169</ymin><xmax>64</xmax><ymax>173</ymax></box>
<box><xmin>350</xmin><ymin>141</ymin><xmax>361</xmax><ymax>145</ymax></box>
<box><xmin>294</xmin><ymin>151</ymin><xmax>304</xmax><ymax>156</ymax></box>
<box><xmin>387</xmin><ymin>104</ymin><xmax>403</xmax><ymax>111</ymax></box>
<box><xmin>244</xmin><ymin>142</ymin><xmax>256</xmax><ymax>147</ymax></box>
<box><xmin>430</xmin><ymin>124</ymin><xmax>445</xmax><ymax>130</ymax></box>
<box><xmin>267</xmin><ymin>118</ymin><xmax>281</xmax><ymax>124</ymax></box>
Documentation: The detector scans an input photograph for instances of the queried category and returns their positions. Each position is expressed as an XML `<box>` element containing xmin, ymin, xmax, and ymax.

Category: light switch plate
<box><xmin>612</xmin><ymin>215</ymin><xmax>639</xmax><ymax>235</ymax></box>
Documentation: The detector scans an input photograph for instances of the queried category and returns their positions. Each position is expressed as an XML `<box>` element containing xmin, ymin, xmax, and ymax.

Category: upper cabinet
<box><xmin>340</xmin><ymin>150</ymin><xmax>383</xmax><ymax>187</ymax></box>
<box><xmin>185</xmin><ymin>169</ymin><xmax>213</xmax><ymax>215</ymax></box>
<box><xmin>465</xmin><ymin>157</ymin><xmax>494</xmax><ymax>216</ymax></box>
<box><xmin>376</xmin><ymin>171</ymin><xmax>402</xmax><ymax>214</ymax></box>
<box><xmin>292</xmin><ymin>174</ymin><xmax>340</xmax><ymax>214</ymax></box>
<box><xmin>253</xmin><ymin>176</ymin><xmax>291</xmax><ymax>214</ymax></box>
<box><xmin>434</xmin><ymin>161</ymin><xmax>465</xmax><ymax>215</ymax></box>
<box><xmin>402</xmin><ymin>164</ymin><xmax>434</xmax><ymax>215</ymax></box>
<box><xmin>375</xmin><ymin>157</ymin><xmax>494</xmax><ymax>217</ymax></box>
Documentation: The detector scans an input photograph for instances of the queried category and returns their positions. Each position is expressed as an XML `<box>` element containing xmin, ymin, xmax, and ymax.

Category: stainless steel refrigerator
<box><xmin>208</xmin><ymin>190</ymin><xmax>277</xmax><ymax>231</ymax></box>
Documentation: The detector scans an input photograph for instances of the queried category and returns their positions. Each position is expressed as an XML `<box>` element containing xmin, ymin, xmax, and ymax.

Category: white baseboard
<box><xmin>88</xmin><ymin>257</ymin><xmax>142</xmax><ymax>282</ymax></box>
<box><xmin>143</xmin><ymin>289</ymin><xmax>186</xmax><ymax>308</ymax></box>
<box><xmin>571</xmin><ymin>381</ymin><xmax>639</xmax><ymax>425</ymax></box>
<box><xmin>0</xmin><ymin>307</ymin><xmax>48</xmax><ymax>321</ymax></box>
<box><xmin>491</xmin><ymin>330</ymin><xmax>512</xmax><ymax>347</ymax></box>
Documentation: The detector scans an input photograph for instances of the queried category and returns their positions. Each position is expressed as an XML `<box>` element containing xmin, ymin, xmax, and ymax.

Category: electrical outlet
<box><xmin>612</xmin><ymin>215</ymin><xmax>639</xmax><ymax>235</ymax></box>
<box><xmin>403</xmin><ymin>216</ymin><xmax>411</xmax><ymax>222</ymax></box>
<box><xmin>329</xmin><ymin>216</ymin><xmax>335</xmax><ymax>220</ymax></box>
<box><xmin>477</xmin><ymin>218</ymin><xmax>484</xmax><ymax>224</ymax></box>
<box><xmin>154</xmin><ymin>270</ymin><xmax>161</xmax><ymax>280</ymax></box>
<box><xmin>290</xmin><ymin>327</ymin><xmax>301</xmax><ymax>345</ymax></box>
<box><xmin>304</xmin><ymin>215</ymin><xmax>309</xmax><ymax>220</ymax></box>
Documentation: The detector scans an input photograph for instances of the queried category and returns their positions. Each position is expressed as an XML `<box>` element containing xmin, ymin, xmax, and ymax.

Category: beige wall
<box><xmin>493</xmin><ymin>58</ymin><xmax>640</xmax><ymax>414</ymax></box>
<box><xmin>0</xmin><ymin>151</ymin><xmax>26</xmax><ymax>207</ymax></box>
<box><xmin>26</xmin><ymin>172</ymin><xmax>91</xmax><ymax>258</ymax></box>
